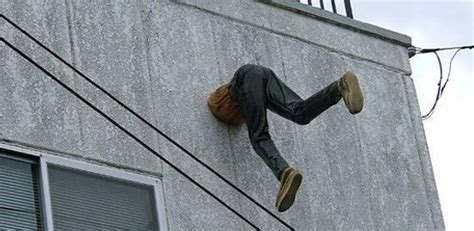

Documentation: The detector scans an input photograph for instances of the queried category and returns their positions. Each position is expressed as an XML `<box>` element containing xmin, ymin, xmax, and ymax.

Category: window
<box><xmin>0</xmin><ymin>144</ymin><xmax>167</xmax><ymax>231</ymax></box>
<box><xmin>0</xmin><ymin>155</ymin><xmax>42</xmax><ymax>230</ymax></box>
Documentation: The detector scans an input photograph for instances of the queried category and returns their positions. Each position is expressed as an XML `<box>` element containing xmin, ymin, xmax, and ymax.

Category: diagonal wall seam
<box><xmin>137</xmin><ymin>0</ymin><xmax>171</xmax><ymax>229</ymax></box>
<box><xmin>63</xmin><ymin>0</ymin><xmax>85</xmax><ymax>148</ymax></box>
<box><xmin>401</xmin><ymin>74</ymin><xmax>445</xmax><ymax>230</ymax></box>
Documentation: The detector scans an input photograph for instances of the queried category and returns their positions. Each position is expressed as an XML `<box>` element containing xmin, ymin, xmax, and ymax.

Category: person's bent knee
<box><xmin>292</xmin><ymin>115</ymin><xmax>310</xmax><ymax>125</ymax></box>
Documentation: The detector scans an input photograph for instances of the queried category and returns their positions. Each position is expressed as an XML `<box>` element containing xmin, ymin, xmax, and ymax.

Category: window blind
<box><xmin>0</xmin><ymin>156</ymin><xmax>42</xmax><ymax>230</ymax></box>
<box><xmin>48</xmin><ymin>165</ymin><xmax>158</xmax><ymax>230</ymax></box>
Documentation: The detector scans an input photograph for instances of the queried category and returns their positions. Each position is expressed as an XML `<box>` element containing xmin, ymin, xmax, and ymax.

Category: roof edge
<box><xmin>261</xmin><ymin>0</ymin><xmax>412</xmax><ymax>47</ymax></box>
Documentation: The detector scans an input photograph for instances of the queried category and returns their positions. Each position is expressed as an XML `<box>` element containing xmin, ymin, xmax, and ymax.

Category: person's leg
<box><xmin>265</xmin><ymin>68</ymin><xmax>342</xmax><ymax>125</ymax></box>
<box><xmin>231</xmin><ymin>65</ymin><xmax>302</xmax><ymax>212</ymax></box>
<box><xmin>231</xmin><ymin>65</ymin><xmax>289</xmax><ymax>180</ymax></box>
<box><xmin>229</xmin><ymin>65</ymin><xmax>341</xmax><ymax>179</ymax></box>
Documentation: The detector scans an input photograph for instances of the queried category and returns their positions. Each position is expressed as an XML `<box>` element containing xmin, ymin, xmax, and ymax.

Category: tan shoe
<box><xmin>275</xmin><ymin>167</ymin><xmax>291</xmax><ymax>206</ymax></box>
<box><xmin>337</xmin><ymin>71</ymin><xmax>364</xmax><ymax>114</ymax></box>
<box><xmin>275</xmin><ymin>167</ymin><xmax>303</xmax><ymax>212</ymax></box>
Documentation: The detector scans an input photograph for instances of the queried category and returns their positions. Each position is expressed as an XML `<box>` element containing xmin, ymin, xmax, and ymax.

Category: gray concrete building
<box><xmin>1</xmin><ymin>0</ymin><xmax>444</xmax><ymax>230</ymax></box>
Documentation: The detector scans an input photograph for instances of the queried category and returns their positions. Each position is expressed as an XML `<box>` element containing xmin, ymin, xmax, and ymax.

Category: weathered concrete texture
<box><xmin>1</xmin><ymin>0</ymin><xmax>162</xmax><ymax>174</ymax></box>
<box><xmin>401</xmin><ymin>75</ymin><xmax>445</xmax><ymax>230</ymax></box>
<box><xmin>175</xmin><ymin>0</ymin><xmax>412</xmax><ymax>74</ymax></box>
<box><xmin>1</xmin><ymin>1</ymin><xmax>82</xmax><ymax>155</ymax></box>
<box><xmin>1</xmin><ymin>0</ymin><xmax>443</xmax><ymax>230</ymax></box>
<box><xmin>148</xmin><ymin>2</ymin><xmax>247</xmax><ymax>229</ymax></box>
<box><xmin>64</xmin><ymin>0</ymin><xmax>162</xmax><ymax>174</ymax></box>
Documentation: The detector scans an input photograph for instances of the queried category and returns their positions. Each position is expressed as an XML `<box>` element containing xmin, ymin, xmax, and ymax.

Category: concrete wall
<box><xmin>1</xmin><ymin>0</ymin><xmax>444</xmax><ymax>230</ymax></box>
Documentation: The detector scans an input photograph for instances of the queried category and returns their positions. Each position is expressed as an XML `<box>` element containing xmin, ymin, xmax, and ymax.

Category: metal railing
<box><xmin>300</xmin><ymin>0</ymin><xmax>353</xmax><ymax>18</ymax></box>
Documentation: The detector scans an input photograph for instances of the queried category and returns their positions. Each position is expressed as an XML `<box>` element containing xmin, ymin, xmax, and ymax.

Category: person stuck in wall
<box><xmin>208</xmin><ymin>64</ymin><xmax>364</xmax><ymax>212</ymax></box>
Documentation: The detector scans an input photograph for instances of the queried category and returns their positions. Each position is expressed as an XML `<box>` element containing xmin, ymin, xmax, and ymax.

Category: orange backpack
<box><xmin>208</xmin><ymin>84</ymin><xmax>245</xmax><ymax>126</ymax></box>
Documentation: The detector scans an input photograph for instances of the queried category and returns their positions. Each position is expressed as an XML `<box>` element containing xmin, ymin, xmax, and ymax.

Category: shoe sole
<box><xmin>277</xmin><ymin>171</ymin><xmax>302</xmax><ymax>212</ymax></box>
<box><xmin>275</xmin><ymin>168</ymin><xmax>291</xmax><ymax>208</ymax></box>
<box><xmin>341</xmin><ymin>72</ymin><xmax>364</xmax><ymax>114</ymax></box>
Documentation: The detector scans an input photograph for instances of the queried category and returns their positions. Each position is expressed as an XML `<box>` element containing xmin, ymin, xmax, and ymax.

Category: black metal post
<box><xmin>331</xmin><ymin>0</ymin><xmax>337</xmax><ymax>14</ymax></box>
<box><xmin>319</xmin><ymin>0</ymin><xmax>325</xmax><ymax>9</ymax></box>
<box><xmin>308</xmin><ymin>0</ymin><xmax>312</xmax><ymax>6</ymax></box>
<box><xmin>344</xmin><ymin>0</ymin><xmax>353</xmax><ymax>18</ymax></box>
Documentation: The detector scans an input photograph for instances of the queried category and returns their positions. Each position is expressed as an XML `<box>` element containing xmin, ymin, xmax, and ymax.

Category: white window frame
<box><xmin>0</xmin><ymin>143</ymin><xmax>168</xmax><ymax>231</ymax></box>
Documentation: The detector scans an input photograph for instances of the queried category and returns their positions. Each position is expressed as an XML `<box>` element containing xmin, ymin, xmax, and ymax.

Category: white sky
<box><xmin>351</xmin><ymin>0</ymin><xmax>473</xmax><ymax>230</ymax></box>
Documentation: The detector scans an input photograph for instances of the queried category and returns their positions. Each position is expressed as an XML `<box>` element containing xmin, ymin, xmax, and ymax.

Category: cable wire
<box><xmin>421</xmin><ymin>48</ymin><xmax>466</xmax><ymax>120</ymax></box>
<box><xmin>1</xmin><ymin>14</ymin><xmax>295</xmax><ymax>230</ymax></box>
<box><xmin>421</xmin><ymin>51</ymin><xmax>443</xmax><ymax>120</ymax></box>
<box><xmin>409</xmin><ymin>45</ymin><xmax>473</xmax><ymax>57</ymax></box>
<box><xmin>440</xmin><ymin>48</ymin><xmax>463</xmax><ymax>95</ymax></box>
<box><xmin>409</xmin><ymin>44</ymin><xmax>473</xmax><ymax>119</ymax></box>
<box><xmin>1</xmin><ymin>37</ymin><xmax>260</xmax><ymax>230</ymax></box>
<box><xmin>419</xmin><ymin>45</ymin><xmax>473</xmax><ymax>53</ymax></box>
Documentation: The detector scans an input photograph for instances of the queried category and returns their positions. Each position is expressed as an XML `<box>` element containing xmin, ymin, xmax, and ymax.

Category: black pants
<box><xmin>230</xmin><ymin>64</ymin><xmax>341</xmax><ymax>179</ymax></box>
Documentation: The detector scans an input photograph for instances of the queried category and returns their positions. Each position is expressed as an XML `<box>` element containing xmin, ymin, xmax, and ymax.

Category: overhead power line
<box><xmin>408</xmin><ymin>44</ymin><xmax>473</xmax><ymax>120</ymax></box>
<box><xmin>408</xmin><ymin>45</ymin><xmax>473</xmax><ymax>57</ymax></box>
<box><xmin>1</xmin><ymin>14</ymin><xmax>294</xmax><ymax>230</ymax></box>
<box><xmin>1</xmin><ymin>37</ymin><xmax>260</xmax><ymax>230</ymax></box>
